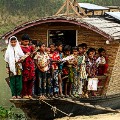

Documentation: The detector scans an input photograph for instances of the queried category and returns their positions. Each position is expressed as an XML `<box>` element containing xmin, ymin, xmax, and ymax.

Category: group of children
<box><xmin>5</xmin><ymin>34</ymin><xmax>108</xmax><ymax>99</ymax></box>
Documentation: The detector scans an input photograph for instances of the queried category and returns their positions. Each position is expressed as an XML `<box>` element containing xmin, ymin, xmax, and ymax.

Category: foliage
<box><xmin>0</xmin><ymin>0</ymin><xmax>63</xmax><ymax>17</ymax></box>
<box><xmin>0</xmin><ymin>0</ymin><xmax>119</xmax><ymax>36</ymax></box>
<box><xmin>0</xmin><ymin>106</ymin><xmax>25</xmax><ymax>120</ymax></box>
<box><xmin>78</xmin><ymin>0</ymin><xmax>120</xmax><ymax>5</ymax></box>
<box><xmin>0</xmin><ymin>0</ymin><xmax>119</xmax><ymax>18</ymax></box>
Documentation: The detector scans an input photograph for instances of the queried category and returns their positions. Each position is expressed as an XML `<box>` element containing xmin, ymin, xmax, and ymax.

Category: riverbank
<box><xmin>56</xmin><ymin>113</ymin><xmax>120</xmax><ymax>120</ymax></box>
<box><xmin>0</xmin><ymin>51</ymin><xmax>11</xmax><ymax>106</ymax></box>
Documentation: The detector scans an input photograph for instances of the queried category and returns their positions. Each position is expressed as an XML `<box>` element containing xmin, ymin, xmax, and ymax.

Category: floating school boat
<box><xmin>2</xmin><ymin>0</ymin><xmax>120</xmax><ymax>120</ymax></box>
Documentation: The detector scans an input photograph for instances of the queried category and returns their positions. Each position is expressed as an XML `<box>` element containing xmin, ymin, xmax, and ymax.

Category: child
<box><xmin>89</xmin><ymin>48</ymin><xmax>96</xmax><ymax>59</ymax></box>
<box><xmin>77</xmin><ymin>44</ymin><xmax>87</xmax><ymax>97</ymax></box>
<box><xmin>81</xmin><ymin>43</ymin><xmax>87</xmax><ymax>55</ymax></box>
<box><xmin>96</xmin><ymin>48</ymin><xmax>108</xmax><ymax>75</ymax></box>
<box><xmin>49</xmin><ymin>43</ymin><xmax>57</xmax><ymax>97</ymax></box>
<box><xmin>50</xmin><ymin>42</ymin><xmax>63</xmax><ymax>97</ymax></box>
<box><xmin>72</xmin><ymin>47</ymin><xmax>78</xmax><ymax>97</ymax></box>
<box><xmin>5</xmin><ymin>36</ymin><xmax>24</xmax><ymax>99</ymax></box>
<box><xmin>57</xmin><ymin>42</ymin><xmax>64</xmax><ymax>97</ymax></box>
<box><xmin>45</xmin><ymin>46</ymin><xmax>53</xmax><ymax>97</ymax></box>
<box><xmin>86</xmin><ymin>48</ymin><xmax>97</xmax><ymax>97</ymax></box>
<box><xmin>34</xmin><ymin>42</ymin><xmax>50</xmax><ymax>99</ymax></box>
<box><xmin>63</xmin><ymin>45</ymin><xmax>74</xmax><ymax>98</ymax></box>
<box><xmin>21</xmin><ymin>34</ymin><xmax>35</xmax><ymax>99</ymax></box>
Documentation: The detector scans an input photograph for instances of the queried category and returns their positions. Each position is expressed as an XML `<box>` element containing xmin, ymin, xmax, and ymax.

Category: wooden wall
<box><xmin>15</xmin><ymin>22</ymin><xmax>120</xmax><ymax>95</ymax></box>
<box><xmin>106</xmin><ymin>44</ymin><xmax>120</xmax><ymax>95</ymax></box>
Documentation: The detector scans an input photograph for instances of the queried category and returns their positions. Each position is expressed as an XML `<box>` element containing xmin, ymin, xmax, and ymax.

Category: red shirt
<box><xmin>50</xmin><ymin>51</ymin><xmax>60</xmax><ymax>70</ymax></box>
<box><xmin>21</xmin><ymin>45</ymin><xmax>35</xmax><ymax>81</ymax></box>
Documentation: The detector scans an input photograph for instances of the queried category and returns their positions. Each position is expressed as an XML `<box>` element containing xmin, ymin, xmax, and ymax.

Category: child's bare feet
<box><xmin>28</xmin><ymin>95</ymin><xmax>33</xmax><ymax>99</ymax></box>
<box><xmin>23</xmin><ymin>95</ymin><xmax>29</xmax><ymax>99</ymax></box>
<box><xmin>42</xmin><ymin>95</ymin><xmax>47</xmax><ymax>100</ymax></box>
<box><xmin>39</xmin><ymin>95</ymin><xmax>46</xmax><ymax>100</ymax></box>
<box><xmin>12</xmin><ymin>96</ymin><xmax>16</xmax><ymax>99</ymax></box>
<box><xmin>65</xmin><ymin>95</ymin><xmax>69</xmax><ymax>98</ymax></box>
<box><xmin>17</xmin><ymin>96</ymin><xmax>21</xmax><ymax>99</ymax></box>
<box><xmin>54</xmin><ymin>94</ymin><xmax>58</xmax><ymax>98</ymax></box>
<box><xmin>84</xmin><ymin>93</ymin><xmax>89</xmax><ymax>98</ymax></box>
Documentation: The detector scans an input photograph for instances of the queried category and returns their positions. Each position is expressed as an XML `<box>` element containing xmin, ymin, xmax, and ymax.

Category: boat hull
<box><xmin>10</xmin><ymin>94</ymin><xmax>120</xmax><ymax>120</ymax></box>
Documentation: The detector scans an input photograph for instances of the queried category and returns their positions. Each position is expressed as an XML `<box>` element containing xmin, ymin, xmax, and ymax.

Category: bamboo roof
<box><xmin>82</xmin><ymin>17</ymin><xmax>120</xmax><ymax>40</ymax></box>
<box><xmin>1</xmin><ymin>16</ymin><xmax>120</xmax><ymax>41</ymax></box>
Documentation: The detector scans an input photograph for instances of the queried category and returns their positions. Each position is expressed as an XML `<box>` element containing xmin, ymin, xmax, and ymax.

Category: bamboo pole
<box><xmin>69</xmin><ymin>1</ymin><xmax>82</xmax><ymax>17</ymax></box>
<box><xmin>55</xmin><ymin>0</ymin><xmax>87</xmax><ymax>18</ymax></box>
<box><xmin>55</xmin><ymin>1</ymin><xmax>66</xmax><ymax>15</ymax></box>
<box><xmin>66</xmin><ymin>0</ymin><xmax>70</xmax><ymax>16</ymax></box>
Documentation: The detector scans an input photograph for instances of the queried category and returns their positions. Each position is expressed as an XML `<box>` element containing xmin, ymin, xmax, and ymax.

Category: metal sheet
<box><xmin>105</xmin><ymin>12</ymin><xmax>120</xmax><ymax>21</ymax></box>
<box><xmin>78</xmin><ymin>3</ymin><xmax>109</xmax><ymax>10</ymax></box>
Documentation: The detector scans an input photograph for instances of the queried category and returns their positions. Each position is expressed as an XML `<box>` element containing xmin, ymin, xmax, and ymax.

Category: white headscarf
<box><xmin>5</xmin><ymin>36</ymin><xmax>24</xmax><ymax>75</ymax></box>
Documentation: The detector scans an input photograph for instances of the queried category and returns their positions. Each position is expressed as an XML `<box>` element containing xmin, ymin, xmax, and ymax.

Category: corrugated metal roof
<box><xmin>78</xmin><ymin>3</ymin><xmax>109</xmax><ymax>10</ymax></box>
<box><xmin>105</xmin><ymin>12</ymin><xmax>120</xmax><ymax>21</ymax></box>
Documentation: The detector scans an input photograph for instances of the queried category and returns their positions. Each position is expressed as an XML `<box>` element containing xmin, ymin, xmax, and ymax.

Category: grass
<box><xmin>0</xmin><ymin>13</ymin><xmax>39</xmax><ymax>37</ymax></box>
<box><xmin>0</xmin><ymin>50</ymin><xmax>11</xmax><ymax>106</ymax></box>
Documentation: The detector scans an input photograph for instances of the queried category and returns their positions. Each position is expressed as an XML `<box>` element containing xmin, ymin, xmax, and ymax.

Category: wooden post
<box><xmin>66</xmin><ymin>0</ymin><xmax>70</xmax><ymax>16</ymax></box>
<box><xmin>54</xmin><ymin>0</ymin><xmax>87</xmax><ymax>18</ymax></box>
<box><xmin>55</xmin><ymin>1</ymin><xmax>66</xmax><ymax>15</ymax></box>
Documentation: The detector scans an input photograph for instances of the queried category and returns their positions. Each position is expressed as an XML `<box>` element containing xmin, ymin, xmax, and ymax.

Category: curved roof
<box><xmin>2</xmin><ymin>16</ymin><xmax>120</xmax><ymax>41</ymax></box>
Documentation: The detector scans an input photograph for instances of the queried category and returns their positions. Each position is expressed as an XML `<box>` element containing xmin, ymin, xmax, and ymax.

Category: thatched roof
<box><xmin>1</xmin><ymin>16</ymin><xmax>120</xmax><ymax>41</ymax></box>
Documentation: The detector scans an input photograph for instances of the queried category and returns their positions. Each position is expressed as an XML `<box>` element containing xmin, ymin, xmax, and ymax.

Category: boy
<box><xmin>34</xmin><ymin>42</ymin><xmax>50</xmax><ymax>99</ymax></box>
<box><xmin>63</xmin><ymin>45</ymin><xmax>74</xmax><ymax>98</ymax></box>
<box><xmin>77</xmin><ymin>44</ymin><xmax>87</xmax><ymax>97</ymax></box>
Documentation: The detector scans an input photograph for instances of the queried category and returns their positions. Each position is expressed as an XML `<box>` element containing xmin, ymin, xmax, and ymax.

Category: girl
<box><xmin>5</xmin><ymin>36</ymin><xmax>24</xmax><ymax>99</ymax></box>
<box><xmin>21</xmin><ymin>34</ymin><xmax>35</xmax><ymax>99</ymax></box>
<box><xmin>50</xmin><ymin>42</ymin><xmax>63</xmax><ymax>97</ymax></box>
<box><xmin>86</xmin><ymin>48</ymin><xmax>97</xmax><ymax>97</ymax></box>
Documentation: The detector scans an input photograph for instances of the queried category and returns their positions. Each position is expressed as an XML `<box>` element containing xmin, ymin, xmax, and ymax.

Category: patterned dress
<box><xmin>21</xmin><ymin>45</ymin><xmax>35</xmax><ymax>96</ymax></box>
<box><xmin>86</xmin><ymin>57</ymin><xmax>97</xmax><ymax>78</ymax></box>
<box><xmin>49</xmin><ymin>51</ymin><xmax>60</xmax><ymax>93</ymax></box>
<box><xmin>21</xmin><ymin>45</ymin><xmax>35</xmax><ymax>81</ymax></box>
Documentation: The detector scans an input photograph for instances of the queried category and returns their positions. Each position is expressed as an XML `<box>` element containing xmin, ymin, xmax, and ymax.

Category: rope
<box><xmin>39</xmin><ymin>98</ymin><xmax>73</xmax><ymax>117</ymax></box>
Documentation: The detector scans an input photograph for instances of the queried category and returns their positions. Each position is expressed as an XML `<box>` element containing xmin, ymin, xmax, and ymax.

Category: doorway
<box><xmin>48</xmin><ymin>30</ymin><xmax>76</xmax><ymax>47</ymax></box>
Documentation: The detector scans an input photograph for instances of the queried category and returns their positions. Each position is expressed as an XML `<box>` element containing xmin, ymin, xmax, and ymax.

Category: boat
<box><xmin>10</xmin><ymin>94</ymin><xmax>120</xmax><ymax>120</ymax></box>
<box><xmin>2</xmin><ymin>0</ymin><xmax>120</xmax><ymax>119</ymax></box>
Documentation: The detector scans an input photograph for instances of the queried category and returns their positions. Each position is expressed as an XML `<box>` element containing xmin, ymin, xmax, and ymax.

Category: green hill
<box><xmin>0</xmin><ymin>0</ymin><xmax>119</xmax><ymax>36</ymax></box>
